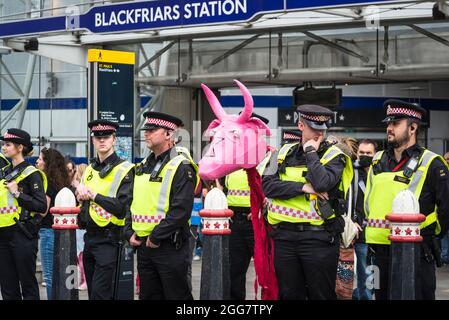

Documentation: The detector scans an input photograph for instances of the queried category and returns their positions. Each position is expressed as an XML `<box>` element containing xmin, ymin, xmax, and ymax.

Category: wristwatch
<box><xmin>304</xmin><ymin>145</ymin><xmax>316</xmax><ymax>153</ymax></box>
<box><xmin>12</xmin><ymin>190</ymin><xmax>20</xmax><ymax>198</ymax></box>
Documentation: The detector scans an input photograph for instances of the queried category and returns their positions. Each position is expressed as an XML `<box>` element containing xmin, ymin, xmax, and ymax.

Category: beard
<box><xmin>387</xmin><ymin>130</ymin><xmax>410</xmax><ymax>148</ymax></box>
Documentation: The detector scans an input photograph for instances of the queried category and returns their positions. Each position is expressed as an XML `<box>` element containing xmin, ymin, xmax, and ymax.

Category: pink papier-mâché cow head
<box><xmin>199</xmin><ymin>80</ymin><xmax>271</xmax><ymax>180</ymax></box>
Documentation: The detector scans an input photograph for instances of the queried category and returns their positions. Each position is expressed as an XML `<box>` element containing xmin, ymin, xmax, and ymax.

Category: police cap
<box><xmin>88</xmin><ymin>119</ymin><xmax>118</xmax><ymax>137</ymax></box>
<box><xmin>382</xmin><ymin>99</ymin><xmax>427</xmax><ymax>124</ymax></box>
<box><xmin>0</xmin><ymin>128</ymin><xmax>33</xmax><ymax>149</ymax></box>
<box><xmin>296</xmin><ymin>104</ymin><xmax>333</xmax><ymax>130</ymax></box>
<box><xmin>141</xmin><ymin>111</ymin><xmax>183</xmax><ymax>131</ymax></box>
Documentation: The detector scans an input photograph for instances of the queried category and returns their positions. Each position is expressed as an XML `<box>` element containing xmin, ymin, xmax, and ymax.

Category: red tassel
<box><xmin>245</xmin><ymin>167</ymin><xmax>278</xmax><ymax>300</ymax></box>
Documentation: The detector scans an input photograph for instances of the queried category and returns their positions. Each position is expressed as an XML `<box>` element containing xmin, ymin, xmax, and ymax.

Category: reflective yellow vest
<box><xmin>0</xmin><ymin>165</ymin><xmax>48</xmax><ymax>228</ymax></box>
<box><xmin>0</xmin><ymin>153</ymin><xmax>9</xmax><ymax>169</ymax></box>
<box><xmin>83</xmin><ymin>161</ymin><xmax>134</xmax><ymax>227</ymax></box>
<box><xmin>225</xmin><ymin>151</ymin><xmax>272</xmax><ymax>208</ymax></box>
<box><xmin>364</xmin><ymin>149</ymin><xmax>447</xmax><ymax>245</ymax></box>
<box><xmin>131</xmin><ymin>153</ymin><xmax>199</xmax><ymax>237</ymax></box>
<box><xmin>267</xmin><ymin>143</ymin><xmax>353</xmax><ymax>226</ymax></box>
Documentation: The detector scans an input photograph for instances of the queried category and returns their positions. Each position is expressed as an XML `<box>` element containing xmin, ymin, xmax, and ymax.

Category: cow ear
<box><xmin>249</xmin><ymin>118</ymin><xmax>271</xmax><ymax>136</ymax></box>
<box><xmin>205</xmin><ymin>119</ymin><xmax>221</xmax><ymax>133</ymax></box>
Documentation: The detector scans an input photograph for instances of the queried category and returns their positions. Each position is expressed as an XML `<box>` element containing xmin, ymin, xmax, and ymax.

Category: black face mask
<box><xmin>358</xmin><ymin>155</ymin><xmax>373</xmax><ymax>168</ymax></box>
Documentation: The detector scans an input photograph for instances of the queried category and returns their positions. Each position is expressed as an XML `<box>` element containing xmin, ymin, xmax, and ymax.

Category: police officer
<box><xmin>352</xmin><ymin>139</ymin><xmax>377</xmax><ymax>300</ymax></box>
<box><xmin>0</xmin><ymin>129</ymin><xmax>47</xmax><ymax>300</ymax></box>
<box><xmin>364</xmin><ymin>99</ymin><xmax>449</xmax><ymax>300</ymax></box>
<box><xmin>262</xmin><ymin>105</ymin><xmax>353</xmax><ymax>300</ymax></box>
<box><xmin>76</xmin><ymin>120</ymin><xmax>134</xmax><ymax>300</ymax></box>
<box><xmin>125</xmin><ymin>111</ymin><xmax>198</xmax><ymax>300</ymax></box>
<box><xmin>224</xmin><ymin>113</ymin><xmax>271</xmax><ymax>300</ymax></box>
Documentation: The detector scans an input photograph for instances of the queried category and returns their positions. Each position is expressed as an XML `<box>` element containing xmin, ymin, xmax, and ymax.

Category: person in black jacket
<box><xmin>0</xmin><ymin>128</ymin><xmax>47</xmax><ymax>300</ymax></box>
<box><xmin>352</xmin><ymin>139</ymin><xmax>377</xmax><ymax>300</ymax></box>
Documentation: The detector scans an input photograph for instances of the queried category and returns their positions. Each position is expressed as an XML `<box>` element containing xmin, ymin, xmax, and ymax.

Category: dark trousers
<box><xmin>0</xmin><ymin>225</ymin><xmax>39</xmax><ymax>300</ymax></box>
<box><xmin>137</xmin><ymin>239</ymin><xmax>193</xmax><ymax>300</ymax></box>
<box><xmin>83</xmin><ymin>232</ymin><xmax>119</xmax><ymax>300</ymax></box>
<box><xmin>370</xmin><ymin>244</ymin><xmax>436</xmax><ymax>300</ymax></box>
<box><xmin>230</xmin><ymin>214</ymin><xmax>254</xmax><ymax>300</ymax></box>
<box><xmin>272</xmin><ymin>229</ymin><xmax>340</xmax><ymax>300</ymax></box>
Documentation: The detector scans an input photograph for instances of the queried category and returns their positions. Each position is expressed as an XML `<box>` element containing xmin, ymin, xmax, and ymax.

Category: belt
<box><xmin>86</xmin><ymin>227</ymin><xmax>121</xmax><ymax>237</ymax></box>
<box><xmin>276</xmin><ymin>222</ymin><xmax>326</xmax><ymax>232</ymax></box>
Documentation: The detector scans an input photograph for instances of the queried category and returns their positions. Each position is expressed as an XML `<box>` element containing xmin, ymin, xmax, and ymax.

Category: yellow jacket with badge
<box><xmin>265</xmin><ymin>142</ymin><xmax>353</xmax><ymax>226</ymax></box>
<box><xmin>0</xmin><ymin>163</ymin><xmax>47</xmax><ymax>228</ymax></box>
<box><xmin>364</xmin><ymin>148</ymin><xmax>449</xmax><ymax>245</ymax></box>
<box><xmin>82</xmin><ymin>159</ymin><xmax>134</xmax><ymax>228</ymax></box>
<box><xmin>131</xmin><ymin>148</ymin><xmax>199</xmax><ymax>238</ymax></box>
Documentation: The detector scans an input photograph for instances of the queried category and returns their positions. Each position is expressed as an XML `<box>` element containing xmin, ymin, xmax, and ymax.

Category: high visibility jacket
<box><xmin>0</xmin><ymin>165</ymin><xmax>47</xmax><ymax>228</ymax></box>
<box><xmin>267</xmin><ymin>143</ymin><xmax>353</xmax><ymax>226</ymax></box>
<box><xmin>364</xmin><ymin>149</ymin><xmax>447</xmax><ymax>245</ymax></box>
<box><xmin>225</xmin><ymin>151</ymin><xmax>272</xmax><ymax>208</ymax></box>
<box><xmin>131</xmin><ymin>153</ymin><xmax>199</xmax><ymax>237</ymax></box>
<box><xmin>0</xmin><ymin>153</ymin><xmax>10</xmax><ymax>169</ymax></box>
<box><xmin>83</xmin><ymin>161</ymin><xmax>134</xmax><ymax>227</ymax></box>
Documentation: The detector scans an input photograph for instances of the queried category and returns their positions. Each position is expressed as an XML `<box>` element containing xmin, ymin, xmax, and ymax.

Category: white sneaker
<box><xmin>42</xmin><ymin>282</ymin><xmax>47</xmax><ymax>287</ymax></box>
<box><xmin>193</xmin><ymin>255</ymin><xmax>201</xmax><ymax>261</ymax></box>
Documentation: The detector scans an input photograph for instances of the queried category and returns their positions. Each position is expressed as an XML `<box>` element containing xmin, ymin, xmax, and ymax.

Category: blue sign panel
<box><xmin>0</xmin><ymin>0</ymin><xmax>409</xmax><ymax>38</ymax></box>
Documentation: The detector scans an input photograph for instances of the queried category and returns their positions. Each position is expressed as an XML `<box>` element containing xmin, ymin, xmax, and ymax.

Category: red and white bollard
<box><xmin>50</xmin><ymin>187</ymin><xmax>80</xmax><ymax>300</ymax></box>
<box><xmin>386</xmin><ymin>190</ymin><xmax>426</xmax><ymax>300</ymax></box>
<box><xmin>199</xmin><ymin>188</ymin><xmax>233</xmax><ymax>299</ymax></box>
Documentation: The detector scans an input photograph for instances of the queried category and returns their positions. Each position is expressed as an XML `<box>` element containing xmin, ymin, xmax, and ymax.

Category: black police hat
<box><xmin>283</xmin><ymin>129</ymin><xmax>302</xmax><ymax>142</ymax></box>
<box><xmin>382</xmin><ymin>99</ymin><xmax>427</xmax><ymax>124</ymax></box>
<box><xmin>0</xmin><ymin>128</ymin><xmax>33</xmax><ymax>149</ymax></box>
<box><xmin>296</xmin><ymin>104</ymin><xmax>334</xmax><ymax>130</ymax></box>
<box><xmin>88</xmin><ymin>119</ymin><xmax>119</xmax><ymax>137</ymax></box>
<box><xmin>141</xmin><ymin>111</ymin><xmax>183</xmax><ymax>131</ymax></box>
<box><xmin>238</xmin><ymin>111</ymin><xmax>270</xmax><ymax>125</ymax></box>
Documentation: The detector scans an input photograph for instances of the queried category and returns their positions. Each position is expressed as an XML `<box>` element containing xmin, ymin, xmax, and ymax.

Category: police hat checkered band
<box><xmin>283</xmin><ymin>133</ymin><xmax>301</xmax><ymax>140</ymax></box>
<box><xmin>300</xmin><ymin>114</ymin><xmax>331</xmax><ymax>122</ymax></box>
<box><xmin>268</xmin><ymin>202</ymin><xmax>321</xmax><ymax>221</ymax></box>
<box><xmin>145</xmin><ymin>118</ymin><xmax>177</xmax><ymax>130</ymax></box>
<box><xmin>3</xmin><ymin>132</ymin><xmax>21</xmax><ymax>139</ymax></box>
<box><xmin>386</xmin><ymin>105</ymin><xmax>422</xmax><ymax>120</ymax></box>
<box><xmin>91</xmin><ymin>124</ymin><xmax>116</xmax><ymax>132</ymax></box>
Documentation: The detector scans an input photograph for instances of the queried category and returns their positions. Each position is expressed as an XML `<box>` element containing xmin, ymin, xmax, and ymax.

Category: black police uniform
<box><xmin>367</xmin><ymin>100</ymin><xmax>449</xmax><ymax>300</ymax></box>
<box><xmin>80</xmin><ymin>120</ymin><xmax>134</xmax><ymax>300</ymax></box>
<box><xmin>262</xmin><ymin>105</ymin><xmax>346</xmax><ymax>300</ymax></box>
<box><xmin>0</xmin><ymin>129</ymin><xmax>47</xmax><ymax>300</ymax></box>
<box><xmin>124</xmin><ymin>111</ymin><xmax>197</xmax><ymax>300</ymax></box>
<box><xmin>227</xmin><ymin>112</ymin><xmax>270</xmax><ymax>300</ymax></box>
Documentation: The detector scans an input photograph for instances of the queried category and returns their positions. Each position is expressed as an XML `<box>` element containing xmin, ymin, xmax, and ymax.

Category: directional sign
<box><xmin>0</xmin><ymin>0</ymin><xmax>416</xmax><ymax>38</ymax></box>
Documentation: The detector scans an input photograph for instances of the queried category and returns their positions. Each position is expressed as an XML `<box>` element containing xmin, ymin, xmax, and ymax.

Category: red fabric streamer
<box><xmin>245</xmin><ymin>167</ymin><xmax>278</xmax><ymax>300</ymax></box>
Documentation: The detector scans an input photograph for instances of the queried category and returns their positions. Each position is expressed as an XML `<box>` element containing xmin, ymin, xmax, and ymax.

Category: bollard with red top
<box><xmin>199</xmin><ymin>188</ymin><xmax>234</xmax><ymax>300</ymax></box>
<box><xmin>51</xmin><ymin>187</ymin><xmax>80</xmax><ymax>300</ymax></box>
<box><xmin>386</xmin><ymin>190</ymin><xmax>426</xmax><ymax>300</ymax></box>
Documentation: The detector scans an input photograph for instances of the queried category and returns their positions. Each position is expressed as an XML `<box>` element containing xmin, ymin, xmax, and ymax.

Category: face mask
<box><xmin>358</xmin><ymin>155</ymin><xmax>373</xmax><ymax>168</ymax></box>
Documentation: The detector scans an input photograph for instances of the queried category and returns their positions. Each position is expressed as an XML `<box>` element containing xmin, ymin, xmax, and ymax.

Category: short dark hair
<box><xmin>358</xmin><ymin>139</ymin><xmax>378</xmax><ymax>152</ymax></box>
<box><xmin>406</xmin><ymin>118</ymin><xmax>420</xmax><ymax>136</ymax></box>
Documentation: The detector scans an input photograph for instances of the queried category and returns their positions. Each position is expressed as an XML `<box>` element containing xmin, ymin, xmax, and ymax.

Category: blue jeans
<box><xmin>353</xmin><ymin>242</ymin><xmax>373</xmax><ymax>300</ymax></box>
<box><xmin>441</xmin><ymin>233</ymin><xmax>449</xmax><ymax>264</ymax></box>
<box><xmin>39</xmin><ymin>228</ymin><xmax>54</xmax><ymax>300</ymax></box>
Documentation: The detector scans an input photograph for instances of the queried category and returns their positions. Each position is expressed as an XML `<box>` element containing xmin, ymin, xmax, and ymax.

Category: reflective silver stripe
<box><xmin>364</xmin><ymin>167</ymin><xmax>374</xmax><ymax>217</ymax></box>
<box><xmin>156</xmin><ymin>156</ymin><xmax>185</xmax><ymax>215</ymax></box>
<box><xmin>256</xmin><ymin>152</ymin><xmax>271</xmax><ymax>173</ymax></box>
<box><xmin>358</xmin><ymin>180</ymin><xmax>366</xmax><ymax>194</ymax></box>
<box><xmin>278</xmin><ymin>143</ymin><xmax>296</xmax><ymax>161</ymax></box>
<box><xmin>321</xmin><ymin>146</ymin><xmax>342</xmax><ymax>163</ymax></box>
<box><xmin>108</xmin><ymin>162</ymin><xmax>133</xmax><ymax>197</ymax></box>
<box><xmin>268</xmin><ymin>200</ymin><xmax>321</xmax><ymax>221</ymax></box>
<box><xmin>373</xmin><ymin>151</ymin><xmax>383</xmax><ymax>161</ymax></box>
<box><xmin>407</xmin><ymin>151</ymin><xmax>436</xmax><ymax>194</ymax></box>
<box><xmin>21</xmin><ymin>166</ymin><xmax>36</xmax><ymax>176</ymax></box>
<box><xmin>367</xmin><ymin>218</ymin><xmax>390</xmax><ymax>229</ymax></box>
<box><xmin>6</xmin><ymin>191</ymin><xmax>15</xmax><ymax>207</ymax></box>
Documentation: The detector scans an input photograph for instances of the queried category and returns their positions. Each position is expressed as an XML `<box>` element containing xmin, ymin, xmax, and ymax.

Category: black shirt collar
<box><xmin>94</xmin><ymin>152</ymin><xmax>119</xmax><ymax>166</ymax></box>
<box><xmin>386</xmin><ymin>143</ymin><xmax>422</xmax><ymax>162</ymax></box>
<box><xmin>9</xmin><ymin>160</ymin><xmax>29</xmax><ymax>172</ymax></box>
<box><xmin>148</xmin><ymin>148</ymin><xmax>172</xmax><ymax>162</ymax></box>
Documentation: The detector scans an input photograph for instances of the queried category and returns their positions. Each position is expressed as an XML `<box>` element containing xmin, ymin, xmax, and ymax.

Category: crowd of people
<box><xmin>0</xmin><ymin>98</ymin><xmax>448</xmax><ymax>301</ymax></box>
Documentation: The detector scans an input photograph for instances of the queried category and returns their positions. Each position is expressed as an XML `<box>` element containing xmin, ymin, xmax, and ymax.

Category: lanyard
<box><xmin>392</xmin><ymin>157</ymin><xmax>409</xmax><ymax>172</ymax></box>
